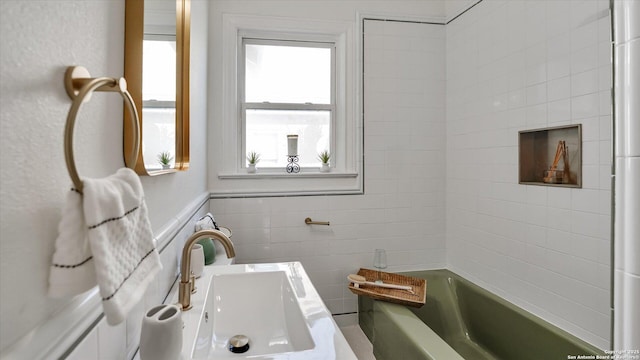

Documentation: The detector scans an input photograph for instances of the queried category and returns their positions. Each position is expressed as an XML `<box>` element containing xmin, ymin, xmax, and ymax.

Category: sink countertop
<box><xmin>166</xmin><ymin>261</ymin><xmax>357</xmax><ymax>360</ymax></box>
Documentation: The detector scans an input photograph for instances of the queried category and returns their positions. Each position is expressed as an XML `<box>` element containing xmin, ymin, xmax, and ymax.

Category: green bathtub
<box><xmin>358</xmin><ymin>269</ymin><xmax>605</xmax><ymax>360</ymax></box>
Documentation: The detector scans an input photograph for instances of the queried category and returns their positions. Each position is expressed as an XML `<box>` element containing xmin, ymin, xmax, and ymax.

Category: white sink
<box><xmin>176</xmin><ymin>262</ymin><xmax>357</xmax><ymax>359</ymax></box>
<box><xmin>193</xmin><ymin>271</ymin><xmax>314</xmax><ymax>357</ymax></box>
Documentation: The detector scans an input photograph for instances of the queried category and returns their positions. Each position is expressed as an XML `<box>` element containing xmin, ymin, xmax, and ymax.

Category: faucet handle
<box><xmin>190</xmin><ymin>273</ymin><xmax>197</xmax><ymax>294</ymax></box>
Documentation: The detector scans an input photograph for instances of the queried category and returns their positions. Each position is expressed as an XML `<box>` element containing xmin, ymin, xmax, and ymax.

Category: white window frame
<box><xmin>214</xmin><ymin>14</ymin><xmax>362</xmax><ymax>197</ymax></box>
<box><xmin>240</xmin><ymin>38</ymin><xmax>336</xmax><ymax>172</ymax></box>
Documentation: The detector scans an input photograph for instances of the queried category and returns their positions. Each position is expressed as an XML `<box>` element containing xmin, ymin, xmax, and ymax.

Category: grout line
<box><xmin>446</xmin><ymin>0</ymin><xmax>483</xmax><ymax>25</ymax></box>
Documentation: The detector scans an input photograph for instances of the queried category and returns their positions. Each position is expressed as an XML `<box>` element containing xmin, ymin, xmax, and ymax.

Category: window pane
<box><xmin>246</xmin><ymin>110</ymin><xmax>330</xmax><ymax>168</ymax></box>
<box><xmin>245</xmin><ymin>44</ymin><xmax>331</xmax><ymax>104</ymax></box>
<box><xmin>143</xmin><ymin>40</ymin><xmax>176</xmax><ymax>101</ymax></box>
<box><xmin>142</xmin><ymin>107</ymin><xmax>176</xmax><ymax>170</ymax></box>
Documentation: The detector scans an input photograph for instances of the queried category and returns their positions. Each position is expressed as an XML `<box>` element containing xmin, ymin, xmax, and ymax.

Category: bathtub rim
<box><xmin>372</xmin><ymin>300</ymin><xmax>465</xmax><ymax>360</ymax></box>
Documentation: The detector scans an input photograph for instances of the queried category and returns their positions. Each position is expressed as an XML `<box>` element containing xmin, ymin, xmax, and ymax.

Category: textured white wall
<box><xmin>446</xmin><ymin>0</ymin><xmax>612</xmax><ymax>349</ymax></box>
<box><xmin>209</xmin><ymin>0</ymin><xmax>445</xmax><ymax>23</ymax></box>
<box><xmin>0</xmin><ymin>0</ymin><xmax>208</xmax><ymax>354</ymax></box>
<box><xmin>209</xmin><ymin>18</ymin><xmax>447</xmax><ymax>315</ymax></box>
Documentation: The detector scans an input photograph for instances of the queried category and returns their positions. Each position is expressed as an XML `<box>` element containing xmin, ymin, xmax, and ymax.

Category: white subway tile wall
<box><xmin>614</xmin><ymin>0</ymin><xmax>640</xmax><ymax>351</ymax></box>
<box><xmin>97</xmin><ymin>320</ymin><xmax>126</xmax><ymax>360</ymax></box>
<box><xmin>446</xmin><ymin>0</ymin><xmax>611</xmax><ymax>349</ymax></box>
<box><xmin>66</xmin><ymin>329</ymin><xmax>99</xmax><ymax>360</ymax></box>
<box><xmin>209</xmin><ymin>19</ymin><xmax>447</xmax><ymax>316</ymax></box>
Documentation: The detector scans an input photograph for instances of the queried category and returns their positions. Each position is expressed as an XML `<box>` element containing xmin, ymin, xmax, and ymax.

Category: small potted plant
<box><xmin>246</xmin><ymin>151</ymin><xmax>260</xmax><ymax>173</ymax></box>
<box><xmin>318</xmin><ymin>150</ymin><xmax>331</xmax><ymax>172</ymax></box>
<box><xmin>157</xmin><ymin>151</ymin><xmax>173</xmax><ymax>170</ymax></box>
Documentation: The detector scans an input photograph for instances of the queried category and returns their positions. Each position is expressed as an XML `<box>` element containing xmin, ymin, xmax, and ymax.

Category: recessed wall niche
<box><xmin>519</xmin><ymin>125</ymin><xmax>582</xmax><ymax>188</ymax></box>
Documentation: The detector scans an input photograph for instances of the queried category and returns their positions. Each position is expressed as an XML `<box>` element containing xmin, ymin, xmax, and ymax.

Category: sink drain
<box><xmin>228</xmin><ymin>335</ymin><xmax>250</xmax><ymax>354</ymax></box>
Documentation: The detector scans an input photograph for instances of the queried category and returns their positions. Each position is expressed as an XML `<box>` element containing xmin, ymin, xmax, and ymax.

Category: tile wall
<box><xmin>613</xmin><ymin>0</ymin><xmax>640</xmax><ymax>351</ymax></box>
<box><xmin>209</xmin><ymin>19</ymin><xmax>447</xmax><ymax>316</ymax></box>
<box><xmin>445</xmin><ymin>0</ymin><xmax>612</xmax><ymax>349</ymax></box>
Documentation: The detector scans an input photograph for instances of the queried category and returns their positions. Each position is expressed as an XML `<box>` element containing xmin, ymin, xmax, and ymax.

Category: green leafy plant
<box><xmin>246</xmin><ymin>151</ymin><xmax>260</xmax><ymax>165</ymax></box>
<box><xmin>157</xmin><ymin>151</ymin><xmax>173</xmax><ymax>166</ymax></box>
<box><xmin>318</xmin><ymin>150</ymin><xmax>331</xmax><ymax>164</ymax></box>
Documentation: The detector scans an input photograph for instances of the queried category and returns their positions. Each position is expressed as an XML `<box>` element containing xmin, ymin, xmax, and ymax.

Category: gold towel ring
<box><xmin>64</xmin><ymin>66</ymin><xmax>140</xmax><ymax>194</ymax></box>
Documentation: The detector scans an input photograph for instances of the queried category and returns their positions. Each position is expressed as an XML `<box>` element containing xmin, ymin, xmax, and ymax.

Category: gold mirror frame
<box><xmin>124</xmin><ymin>0</ymin><xmax>190</xmax><ymax>175</ymax></box>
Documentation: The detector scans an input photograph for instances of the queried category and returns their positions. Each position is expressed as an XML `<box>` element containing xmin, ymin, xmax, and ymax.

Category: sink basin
<box><xmin>193</xmin><ymin>271</ymin><xmax>314</xmax><ymax>358</ymax></box>
<box><xmin>177</xmin><ymin>262</ymin><xmax>357</xmax><ymax>359</ymax></box>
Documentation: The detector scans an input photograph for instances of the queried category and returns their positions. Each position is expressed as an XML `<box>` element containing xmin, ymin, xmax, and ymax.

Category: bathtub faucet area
<box><xmin>179</xmin><ymin>229</ymin><xmax>235</xmax><ymax>310</ymax></box>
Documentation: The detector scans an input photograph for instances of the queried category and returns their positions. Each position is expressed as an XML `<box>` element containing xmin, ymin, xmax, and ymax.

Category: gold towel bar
<box><xmin>63</xmin><ymin>66</ymin><xmax>140</xmax><ymax>194</ymax></box>
<box><xmin>305</xmin><ymin>217</ymin><xmax>330</xmax><ymax>226</ymax></box>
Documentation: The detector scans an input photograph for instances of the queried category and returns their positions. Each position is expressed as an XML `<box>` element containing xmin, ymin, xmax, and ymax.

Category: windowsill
<box><xmin>212</xmin><ymin>170</ymin><xmax>362</xmax><ymax>197</ymax></box>
<box><xmin>218</xmin><ymin>171</ymin><xmax>358</xmax><ymax>179</ymax></box>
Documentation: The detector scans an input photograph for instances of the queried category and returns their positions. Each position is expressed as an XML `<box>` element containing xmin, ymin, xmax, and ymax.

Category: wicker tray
<box><xmin>348</xmin><ymin>268</ymin><xmax>426</xmax><ymax>308</ymax></box>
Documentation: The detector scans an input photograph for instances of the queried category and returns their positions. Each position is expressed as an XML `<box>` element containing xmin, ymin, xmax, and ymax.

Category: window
<box><xmin>241</xmin><ymin>39</ymin><xmax>335</xmax><ymax>169</ymax></box>
<box><xmin>215</xmin><ymin>14</ymin><xmax>361</xmax><ymax>196</ymax></box>
<box><xmin>142</xmin><ymin>38</ymin><xmax>176</xmax><ymax>170</ymax></box>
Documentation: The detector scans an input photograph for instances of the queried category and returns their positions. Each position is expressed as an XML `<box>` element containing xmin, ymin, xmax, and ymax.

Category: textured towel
<box><xmin>195</xmin><ymin>212</ymin><xmax>219</xmax><ymax>231</ymax></box>
<box><xmin>49</xmin><ymin>168</ymin><xmax>161</xmax><ymax>325</ymax></box>
<box><xmin>48</xmin><ymin>189</ymin><xmax>96</xmax><ymax>297</ymax></box>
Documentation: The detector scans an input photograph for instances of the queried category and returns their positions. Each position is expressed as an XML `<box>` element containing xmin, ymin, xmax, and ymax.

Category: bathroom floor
<box><xmin>340</xmin><ymin>325</ymin><xmax>375</xmax><ymax>360</ymax></box>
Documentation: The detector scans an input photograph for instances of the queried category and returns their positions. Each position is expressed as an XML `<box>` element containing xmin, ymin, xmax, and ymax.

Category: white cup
<box><xmin>191</xmin><ymin>244</ymin><xmax>204</xmax><ymax>278</ymax></box>
<box><xmin>140</xmin><ymin>304</ymin><xmax>182</xmax><ymax>360</ymax></box>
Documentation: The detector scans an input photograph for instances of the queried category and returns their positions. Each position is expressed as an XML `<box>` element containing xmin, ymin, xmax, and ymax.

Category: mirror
<box><xmin>124</xmin><ymin>0</ymin><xmax>190</xmax><ymax>175</ymax></box>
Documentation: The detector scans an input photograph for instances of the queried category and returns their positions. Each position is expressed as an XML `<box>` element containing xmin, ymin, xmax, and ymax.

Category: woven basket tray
<box><xmin>348</xmin><ymin>268</ymin><xmax>426</xmax><ymax>308</ymax></box>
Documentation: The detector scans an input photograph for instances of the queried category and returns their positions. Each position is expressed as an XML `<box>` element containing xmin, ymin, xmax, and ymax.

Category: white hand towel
<box><xmin>49</xmin><ymin>168</ymin><xmax>161</xmax><ymax>325</ymax></box>
<box><xmin>48</xmin><ymin>189</ymin><xmax>97</xmax><ymax>297</ymax></box>
<box><xmin>83</xmin><ymin>168</ymin><xmax>161</xmax><ymax>325</ymax></box>
<box><xmin>195</xmin><ymin>212</ymin><xmax>219</xmax><ymax>231</ymax></box>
